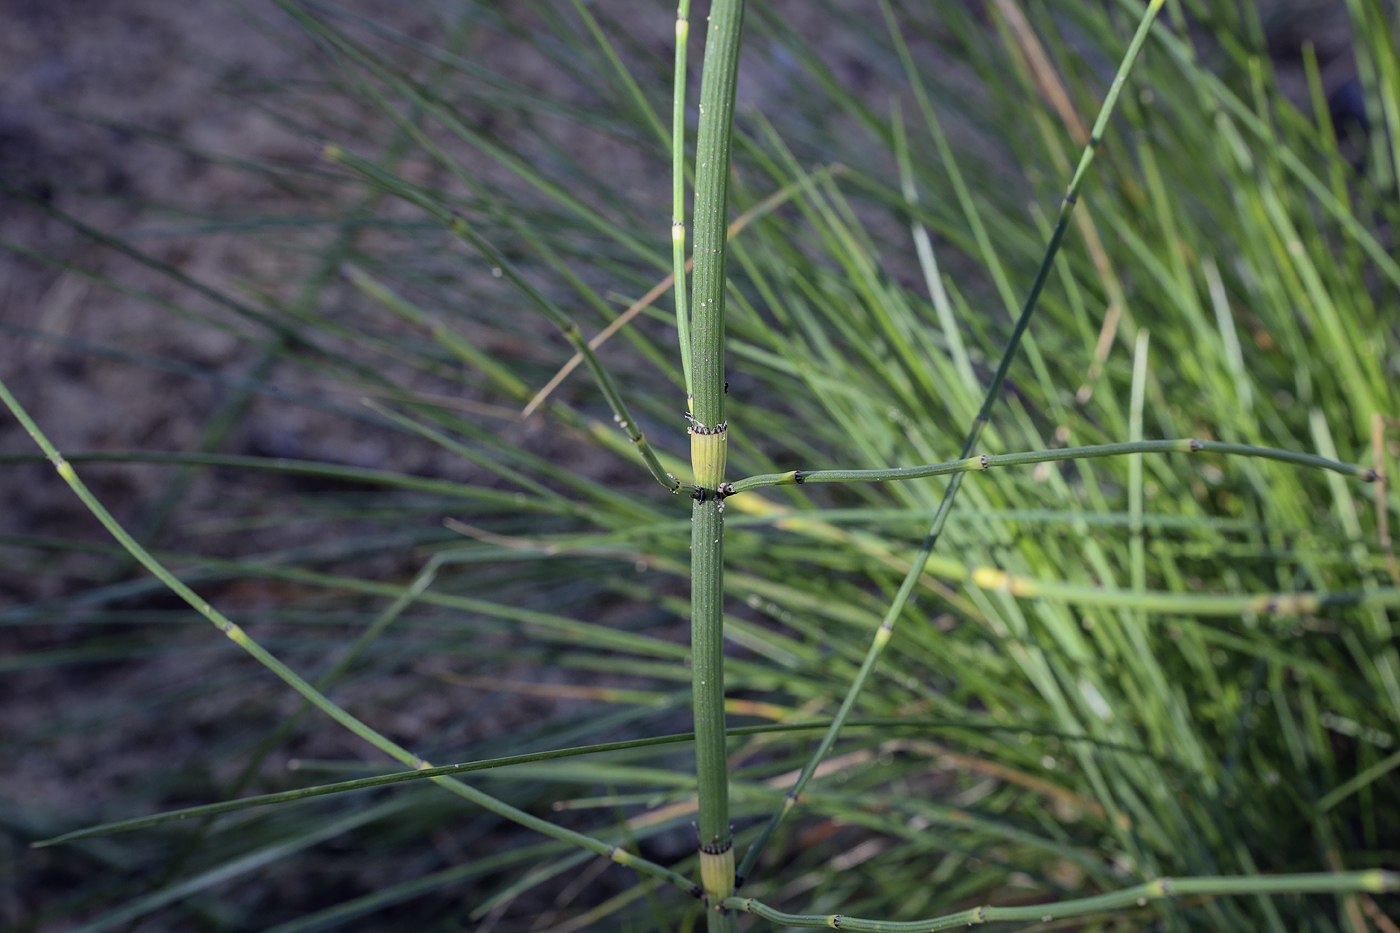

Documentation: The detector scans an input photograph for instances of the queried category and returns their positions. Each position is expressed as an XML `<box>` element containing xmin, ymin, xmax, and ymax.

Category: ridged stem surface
<box><xmin>688</xmin><ymin>1</ymin><xmax>744</xmax><ymax>927</ymax></box>
<box><xmin>689</xmin><ymin>0</ymin><xmax>743</xmax><ymax>430</ymax></box>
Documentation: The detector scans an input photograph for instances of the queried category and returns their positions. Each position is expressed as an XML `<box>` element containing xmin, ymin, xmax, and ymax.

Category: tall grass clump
<box><xmin>3</xmin><ymin>0</ymin><xmax>1399</xmax><ymax>930</ymax></box>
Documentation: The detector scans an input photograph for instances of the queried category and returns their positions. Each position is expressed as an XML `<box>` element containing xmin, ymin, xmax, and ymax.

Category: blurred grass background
<box><xmin>1</xmin><ymin>0</ymin><xmax>1397</xmax><ymax>930</ymax></box>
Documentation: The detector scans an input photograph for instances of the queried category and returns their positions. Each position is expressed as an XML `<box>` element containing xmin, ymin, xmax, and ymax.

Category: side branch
<box><xmin>324</xmin><ymin>145</ymin><xmax>681</xmax><ymax>494</ymax></box>
<box><xmin>724</xmin><ymin>439</ymin><xmax>1376</xmax><ymax>495</ymax></box>
<box><xmin>723</xmin><ymin>871</ymin><xmax>1398</xmax><ymax>931</ymax></box>
<box><xmin>673</xmin><ymin>0</ymin><xmax>694</xmax><ymax>404</ymax></box>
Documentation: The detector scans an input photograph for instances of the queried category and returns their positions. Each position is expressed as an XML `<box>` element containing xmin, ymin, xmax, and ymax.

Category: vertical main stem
<box><xmin>690</xmin><ymin>0</ymin><xmax>743</xmax><ymax>432</ymax></box>
<box><xmin>688</xmin><ymin>0</ymin><xmax>744</xmax><ymax>927</ymax></box>
<box><xmin>691</xmin><ymin>498</ymin><xmax>731</xmax><ymax>885</ymax></box>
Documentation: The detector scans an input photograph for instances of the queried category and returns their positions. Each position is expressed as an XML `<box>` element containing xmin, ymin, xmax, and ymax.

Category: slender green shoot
<box><xmin>725</xmin><ymin>871</ymin><xmax>1399</xmax><ymax>930</ymax></box>
<box><xmin>323</xmin><ymin>144</ymin><xmax>684</xmax><ymax>495</ymax></box>
<box><xmin>674</xmin><ymin>0</ymin><xmax>695</xmax><ymax>404</ymax></box>
<box><xmin>570</xmin><ymin>0</ymin><xmax>669</xmax><ymax>148</ymax></box>
<box><xmin>35</xmin><ymin>716</ymin><xmax>1107</xmax><ymax>848</ymax></box>
<box><xmin>522</xmin><ymin>164</ymin><xmax>844</xmax><ymax>417</ymax></box>
<box><xmin>724</xmin><ymin>439</ymin><xmax>1376</xmax><ymax>494</ymax></box>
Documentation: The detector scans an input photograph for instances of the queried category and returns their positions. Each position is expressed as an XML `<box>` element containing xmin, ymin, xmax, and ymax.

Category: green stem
<box><xmin>724</xmin><ymin>439</ymin><xmax>1376</xmax><ymax>494</ymax></box>
<box><xmin>673</xmin><ymin>0</ymin><xmax>694</xmax><ymax>404</ymax></box>
<box><xmin>570</xmin><ymin>0</ymin><xmax>670</xmax><ymax>148</ymax></box>
<box><xmin>724</xmin><ymin>871</ymin><xmax>1398</xmax><ymax>931</ymax></box>
<box><xmin>37</xmin><ymin>717</ymin><xmax>1082</xmax><ymax>848</ymax></box>
<box><xmin>690</xmin><ymin>0</ymin><xmax>742</xmax><ymax>432</ymax></box>
<box><xmin>688</xmin><ymin>1</ymin><xmax>744</xmax><ymax>928</ymax></box>
<box><xmin>736</xmin><ymin>0</ymin><xmax>1167</xmax><ymax>886</ymax></box>
<box><xmin>324</xmin><ymin>145</ymin><xmax>682</xmax><ymax>495</ymax></box>
<box><xmin>691</xmin><ymin>497</ymin><xmax>731</xmax><ymax>863</ymax></box>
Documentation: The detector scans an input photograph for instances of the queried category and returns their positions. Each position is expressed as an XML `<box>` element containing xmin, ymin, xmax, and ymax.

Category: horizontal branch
<box><xmin>33</xmin><ymin>716</ymin><xmax>1162</xmax><ymax>848</ymax></box>
<box><xmin>725</xmin><ymin>439</ymin><xmax>1377</xmax><ymax>495</ymax></box>
<box><xmin>724</xmin><ymin>871</ymin><xmax>1398</xmax><ymax>930</ymax></box>
<box><xmin>962</xmin><ymin>567</ymin><xmax>1398</xmax><ymax>615</ymax></box>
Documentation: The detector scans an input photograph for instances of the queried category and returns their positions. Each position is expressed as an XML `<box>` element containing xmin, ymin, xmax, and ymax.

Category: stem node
<box><xmin>690</xmin><ymin>422</ymin><xmax>728</xmax><ymax>489</ymax></box>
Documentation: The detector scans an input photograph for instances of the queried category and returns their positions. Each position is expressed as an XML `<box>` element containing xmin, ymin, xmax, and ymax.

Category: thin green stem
<box><xmin>958</xmin><ymin>569</ymin><xmax>1399</xmax><ymax>614</ymax></box>
<box><xmin>689</xmin><ymin>0</ymin><xmax>742</xmax><ymax>432</ymax></box>
<box><xmin>882</xmin><ymin>0</ymin><xmax>1018</xmax><ymax>317</ymax></box>
<box><xmin>673</xmin><ymin>0</ymin><xmax>694</xmax><ymax>403</ymax></box>
<box><xmin>0</xmin><ymin>376</ymin><xmax>701</xmax><ymax>902</ymax></box>
<box><xmin>724</xmin><ymin>872</ymin><xmax>1399</xmax><ymax>931</ymax></box>
<box><xmin>724</xmin><ymin>439</ymin><xmax>1376</xmax><ymax>494</ymax></box>
<box><xmin>146</xmin><ymin>556</ymin><xmax>442</xmax><ymax>888</ymax></box>
<box><xmin>688</xmin><ymin>2</ymin><xmax>744</xmax><ymax>927</ymax></box>
<box><xmin>324</xmin><ymin>145</ymin><xmax>682</xmax><ymax>495</ymax></box>
<box><xmin>692</xmin><ymin>497</ymin><xmax>729</xmax><ymax>850</ymax></box>
<box><xmin>1318</xmin><ymin>748</ymin><xmax>1400</xmax><ymax>811</ymax></box>
<box><xmin>891</xmin><ymin>98</ymin><xmax>976</xmax><ymax>397</ymax></box>
<box><xmin>0</xmin><ymin>450</ymin><xmax>513</xmax><ymax>498</ymax></box>
<box><xmin>570</xmin><ymin>0</ymin><xmax>669</xmax><ymax>149</ymax></box>
<box><xmin>35</xmin><ymin>716</ymin><xmax>1152</xmax><ymax>848</ymax></box>
<box><xmin>736</xmin><ymin>0</ymin><xmax>1168</xmax><ymax>885</ymax></box>
<box><xmin>1129</xmin><ymin>331</ymin><xmax>1150</xmax><ymax>595</ymax></box>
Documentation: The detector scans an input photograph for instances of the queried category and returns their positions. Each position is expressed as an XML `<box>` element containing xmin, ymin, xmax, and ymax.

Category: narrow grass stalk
<box><xmin>882</xmin><ymin>0</ymin><xmax>1017</xmax><ymax>317</ymax></box>
<box><xmin>0</xmin><ymin>450</ymin><xmax>532</xmax><ymax>499</ymax></box>
<box><xmin>736</xmin><ymin>0</ymin><xmax>1168</xmax><ymax>884</ymax></box>
<box><xmin>35</xmin><ymin>715</ymin><xmax>1130</xmax><ymax>848</ymax></box>
<box><xmin>521</xmin><ymin>166</ymin><xmax>841</xmax><ymax>417</ymax></box>
<box><xmin>323</xmin><ymin>145</ymin><xmax>686</xmax><ymax>495</ymax></box>
<box><xmin>724</xmin><ymin>871</ymin><xmax>1399</xmax><ymax>931</ymax></box>
<box><xmin>673</xmin><ymin>0</ymin><xmax>694</xmax><ymax>405</ymax></box>
<box><xmin>1128</xmin><ymin>331</ymin><xmax>1150</xmax><ymax>595</ymax></box>
<box><xmin>724</xmin><ymin>439</ymin><xmax>1375</xmax><ymax>493</ymax></box>
<box><xmin>0</xmin><ymin>377</ymin><xmax>702</xmax><ymax>902</ymax></box>
<box><xmin>891</xmin><ymin>100</ymin><xmax>976</xmax><ymax>397</ymax></box>
<box><xmin>68</xmin><ymin>798</ymin><xmax>417</xmax><ymax>933</ymax></box>
<box><xmin>958</xmin><ymin>571</ymin><xmax>1399</xmax><ymax>615</ymax></box>
<box><xmin>1319</xmin><ymin>747</ymin><xmax>1400</xmax><ymax>812</ymax></box>
<box><xmin>261</xmin><ymin>842</ymin><xmax>566</xmax><ymax>933</ymax></box>
<box><xmin>147</xmin><ymin>555</ymin><xmax>443</xmax><ymax>887</ymax></box>
<box><xmin>569</xmin><ymin>0</ymin><xmax>669</xmax><ymax>148</ymax></box>
<box><xmin>687</xmin><ymin>1</ymin><xmax>744</xmax><ymax>926</ymax></box>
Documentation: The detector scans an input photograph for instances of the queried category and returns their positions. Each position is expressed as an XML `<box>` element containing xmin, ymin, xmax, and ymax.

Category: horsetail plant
<box><xmin>9</xmin><ymin>0</ymin><xmax>1400</xmax><ymax>929</ymax></box>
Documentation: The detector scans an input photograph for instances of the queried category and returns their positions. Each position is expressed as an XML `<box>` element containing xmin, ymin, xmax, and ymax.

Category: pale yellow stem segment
<box><xmin>699</xmin><ymin>845</ymin><xmax>735</xmax><ymax>907</ymax></box>
<box><xmin>690</xmin><ymin>425</ymin><xmax>727</xmax><ymax>490</ymax></box>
